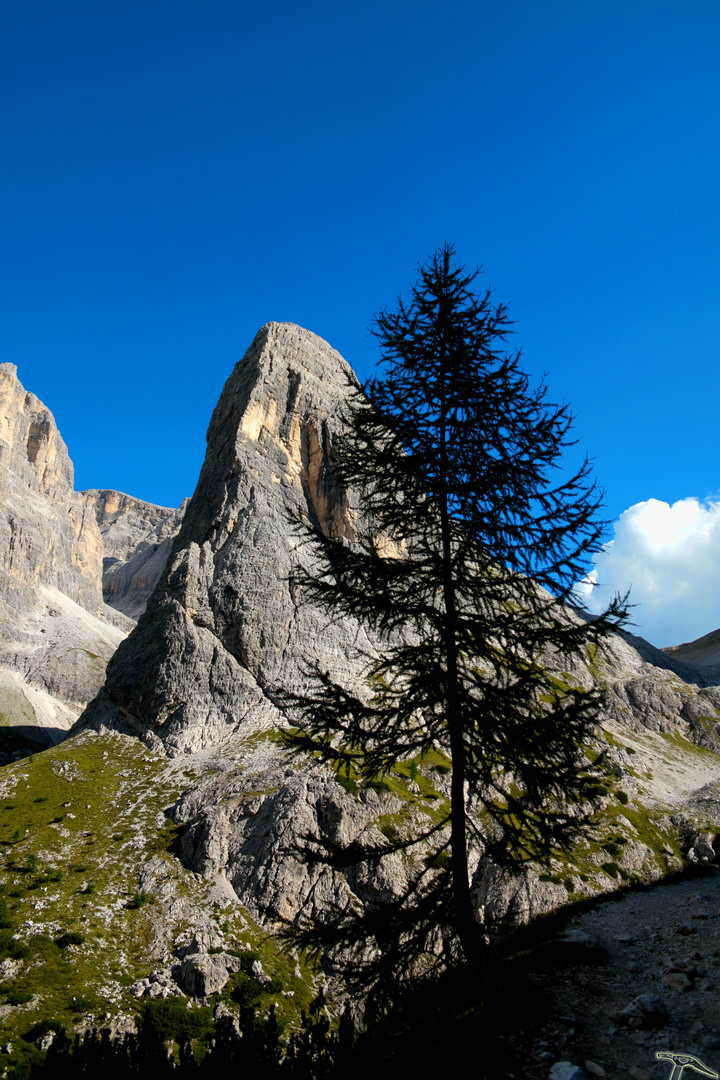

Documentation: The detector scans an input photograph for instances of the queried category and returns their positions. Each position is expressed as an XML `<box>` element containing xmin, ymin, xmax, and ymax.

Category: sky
<box><xmin>1</xmin><ymin>0</ymin><xmax>719</xmax><ymax>648</ymax></box>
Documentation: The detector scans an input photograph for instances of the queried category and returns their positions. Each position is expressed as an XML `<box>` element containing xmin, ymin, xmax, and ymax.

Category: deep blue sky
<box><xmin>2</xmin><ymin>0</ymin><xmax>719</xmax><ymax>532</ymax></box>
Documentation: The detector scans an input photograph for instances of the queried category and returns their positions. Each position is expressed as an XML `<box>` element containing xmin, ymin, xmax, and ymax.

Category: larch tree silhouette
<box><xmin>281</xmin><ymin>245</ymin><xmax>628</xmax><ymax>992</ymax></box>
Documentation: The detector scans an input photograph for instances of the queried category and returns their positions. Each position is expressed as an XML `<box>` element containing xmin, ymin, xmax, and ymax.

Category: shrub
<box><xmin>22</xmin><ymin>1018</ymin><xmax>64</xmax><ymax>1043</ymax></box>
<box><xmin>55</xmin><ymin>931</ymin><xmax>84</xmax><ymax>949</ymax></box>
<box><xmin>126</xmin><ymin>890</ymin><xmax>154</xmax><ymax>909</ymax></box>
<box><xmin>7</xmin><ymin>990</ymin><xmax>32</xmax><ymax>1005</ymax></box>
<box><xmin>141</xmin><ymin>997</ymin><xmax>213</xmax><ymax>1043</ymax></box>
<box><xmin>0</xmin><ymin>897</ymin><xmax>13</xmax><ymax>930</ymax></box>
<box><xmin>234</xmin><ymin>949</ymin><xmax>258</xmax><ymax>975</ymax></box>
<box><xmin>230</xmin><ymin>974</ymin><xmax>263</xmax><ymax>1007</ymax></box>
<box><xmin>0</xmin><ymin>931</ymin><xmax>29</xmax><ymax>961</ymax></box>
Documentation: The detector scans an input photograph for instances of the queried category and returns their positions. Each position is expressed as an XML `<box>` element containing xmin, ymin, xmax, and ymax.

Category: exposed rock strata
<box><xmin>0</xmin><ymin>365</ymin><xmax>131</xmax><ymax>753</ymax></box>
<box><xmin>0</xmin><ymin>363</ymin><xmax>105</xmax><ymax>618</ymax></box>
<box><xmin>83</xmin><ymin>489</ymin><xmax>187</xmax><ymax>620</ymax></box>
<box><xmin>171</xmin><ymin>748</ymin><xmax>408</xmax><ymax>930</ymax></box>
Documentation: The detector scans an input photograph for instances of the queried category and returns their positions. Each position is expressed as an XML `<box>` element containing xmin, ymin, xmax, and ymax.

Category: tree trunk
<box><xmin>437</xmin><ymin>337</ymin><xmax>484</xmax><ymax>962</ymax></box>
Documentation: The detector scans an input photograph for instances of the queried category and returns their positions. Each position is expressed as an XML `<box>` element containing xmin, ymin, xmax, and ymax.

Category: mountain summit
<box><xmin>0</xmin><ymin>362</ymin><xmax>184</xmax><ymax>757</ymax></box>
<box><xmin>77</xmin><ymin>322</ymin><xmax>372</xmax><ymax>754</ymax></box>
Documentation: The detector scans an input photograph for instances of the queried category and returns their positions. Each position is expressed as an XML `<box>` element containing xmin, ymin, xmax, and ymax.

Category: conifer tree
<box><xmin>282</xmin><ymin>245</ymin><xmax>628</xmax><ymax>986</ymax></box>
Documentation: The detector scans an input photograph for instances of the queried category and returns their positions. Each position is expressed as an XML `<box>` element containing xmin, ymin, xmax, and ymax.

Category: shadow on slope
<box><xmin>0</xmin><ymin>724</ymin><xmax>66</xmax><ymax>765</ymax></box>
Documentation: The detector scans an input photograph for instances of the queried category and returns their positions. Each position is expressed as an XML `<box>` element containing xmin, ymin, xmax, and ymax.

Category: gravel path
<box><xmin>504</xmin><ymin>871</ymin><xmax>720</xmax><ymax>1080</ymax></box>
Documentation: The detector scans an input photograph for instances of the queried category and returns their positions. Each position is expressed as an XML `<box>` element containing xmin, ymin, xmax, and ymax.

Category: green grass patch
<box><xmin>0</xmin><ymin>726</ymin><xmax>326</xmax><ymax>1072</ymax></box>
<box><xmin>335</xmin><ymin>774</ymin><xmax>358</xmax><ymax>796</ymax></box>
<box><xmin>126</xmin><ymin>890</ymin><xmax>154</xmax><ymax>910</ymax></box>
<box><xmin>661</xmin><ymin>729</ymin><xmax>720</xmax><ymax>760</ymax></box>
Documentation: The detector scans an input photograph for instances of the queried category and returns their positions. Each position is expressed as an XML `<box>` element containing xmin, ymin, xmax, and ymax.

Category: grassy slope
<box><xmin>0</xmin><ymin>731</ymin><xmax>316</xmax><ymax>1073</ymax></box>
<box><xmin>0</xmin><ymin>714</ymin><xmax>716</xmax><ymax>1072</ymax></box>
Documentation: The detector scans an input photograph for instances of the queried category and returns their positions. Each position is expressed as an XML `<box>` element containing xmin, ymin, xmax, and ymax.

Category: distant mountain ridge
<box><xmin>662</xmin><ymin>626</ymin><xmax>720</xmax><ymax>666</ymax></box>
<box><xmin>0</xmin><ymin>362</ymin><xmax>185</xmax><ymax>757</ymax></box>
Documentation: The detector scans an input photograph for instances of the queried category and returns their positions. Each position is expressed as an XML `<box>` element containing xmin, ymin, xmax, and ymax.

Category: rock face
<box><xmin>171</xmin><ymin>746</ymin><xmax>407</xmax><ymax>931</ymax></box>
<box><xmin>77</xmin><ymin>322</ymin><xmax>369</xmax><ymax>755</ymax></box>
<box><xmin>179</xmin><ymin>952</ymin><xmax>243</xmax><ymax>997</ymax></box>
<box><xmin>0</xmin><ymin>364</ymin><xmax>185</xmax><ymax>759</ymax></box>
<box><xmin>83</xmin><ymin>489</ymin><xmax>187</xmax><ymax>620</ymax></box>
<box><xmin>0</xmin><ymin>363</ymin><xmax>105</xmax><ymax>618</ymax></box>
<box><xmin>0</xmin><ymin>364</ymin><xmax>130</xmax><ymax>756</ymax></box>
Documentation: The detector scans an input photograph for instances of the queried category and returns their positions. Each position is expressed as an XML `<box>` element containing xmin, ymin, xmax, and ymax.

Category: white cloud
<box><xmin>577</xmin><ymin>497</ymin><xmax>720</xmax><ymax>648</ymax></box>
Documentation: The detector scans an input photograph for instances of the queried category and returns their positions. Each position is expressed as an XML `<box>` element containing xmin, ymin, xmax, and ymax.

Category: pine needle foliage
<box><xmin>280</xmin><ymin>245</ymin><xmax>628</xmax><ymax>989</ymax></box>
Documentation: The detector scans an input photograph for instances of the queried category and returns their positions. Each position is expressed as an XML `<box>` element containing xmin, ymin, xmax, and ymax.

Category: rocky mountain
<box><xmin>83</xmin><ymin>489</ymin><xmax>188</xmax><ymax>621</ymax></box>
<box><xmin>77</xmin><ymin>322</ymin><xmax>367</xmax><ymax>756</ymax></box>
<box><xmin>0</xmin><ymin>363</ymin><xmax>184</xmax><ymax>759</ymax></box>
<box><xmin>663</xmin><ymin>626</ymin><xmax>720</xmax><ymax>667</ymax></box>
<box><xmin>75</xmin><ymin>323</ymin><xmax>720</xmax><ymax>929</ymax></box>
<box><xmin>0</xmin><ymin>325</ymin><xmax>718</xmax><ymax>1068</ymax></box>
<box><xmin>0</xmin><ymin>364</ymin><xmax>104</xmax><ymax>616</ymax></box>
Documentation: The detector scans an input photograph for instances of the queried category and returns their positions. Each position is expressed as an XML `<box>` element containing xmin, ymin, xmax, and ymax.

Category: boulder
<box><xmin>611</xmin><ymin>994</ymin><xmax>669</xmax><ymax>1030</ymax></box>
<box><xmin>180</xmin><ymin>952</ymin><xmax>243</xmax><ymax>997</ymax></box>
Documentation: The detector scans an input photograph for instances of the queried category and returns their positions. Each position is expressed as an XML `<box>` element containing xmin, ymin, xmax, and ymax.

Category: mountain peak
<box><xmin>76</xmin><ymin>325</ymin><xmax>366</xmax><ymax>755</ymax></box>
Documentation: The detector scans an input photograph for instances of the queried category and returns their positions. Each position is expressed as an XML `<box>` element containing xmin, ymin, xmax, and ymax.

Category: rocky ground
<box><xmin>503</xmin><ymin>870</ymin><xmax>720</xmax><ymax>1080</ymax></box>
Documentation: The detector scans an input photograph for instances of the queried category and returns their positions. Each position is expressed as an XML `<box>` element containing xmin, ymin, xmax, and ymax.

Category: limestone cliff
<box><xmin>0</xmin><ymin>363</ymin><xmax>104</xmax><ymax>617</ymax></box>
<box><xmin>0</xmin><ymin>365</ymin><xmax>132</xmax><ymax>757</ymax></box>
<box><xmin>77</xmin><ymin>322</ymin><xmax>369</xmax><ymax>755</ymax></box>
<box><xmin>83</xmin><ymin>489</ymin><xmax>187</xmax><ymax>620</ymax></box>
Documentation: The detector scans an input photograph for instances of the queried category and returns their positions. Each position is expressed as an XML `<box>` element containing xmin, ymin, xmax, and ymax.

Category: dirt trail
<box><xmin>505</xmin><ymin>871</ymin><xmax>720</xmax><ymax>1080</ymax></box>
